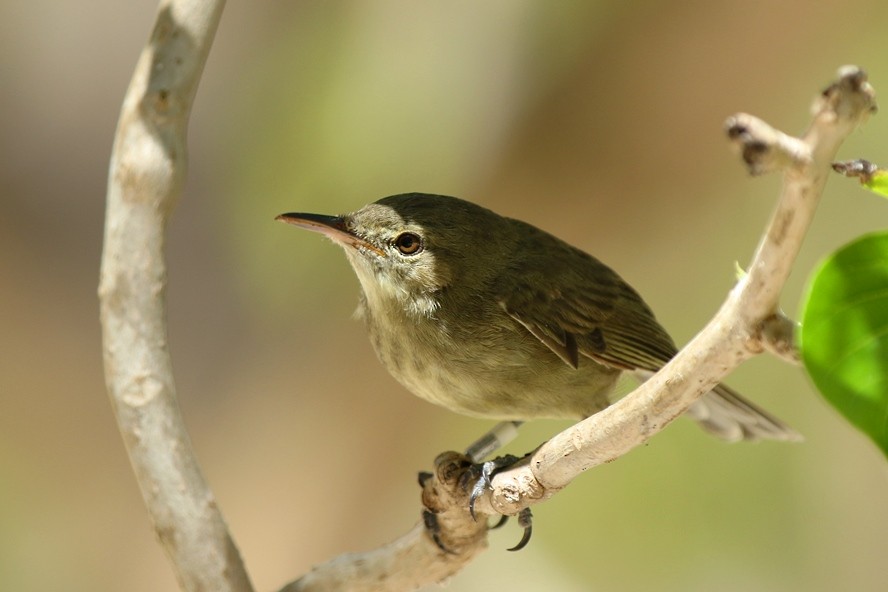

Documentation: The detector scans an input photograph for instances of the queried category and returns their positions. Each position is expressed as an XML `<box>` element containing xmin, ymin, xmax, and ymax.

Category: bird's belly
<box><xmin>370</xmin><ymin>320</ymin><xmax>621</xmax><ymax>421</ymax></box>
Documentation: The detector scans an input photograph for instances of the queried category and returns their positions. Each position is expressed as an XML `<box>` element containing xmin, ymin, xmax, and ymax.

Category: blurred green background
<box><xmin>2</xmin><ymin>1</ymin><xmax>887</xmax><ymax>591</ymax></box>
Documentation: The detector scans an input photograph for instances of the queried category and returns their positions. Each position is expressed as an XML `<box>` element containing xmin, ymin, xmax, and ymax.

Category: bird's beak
<box><xmin>275</xmin><ymin>212</ymin><xmax>385</xmax><ymax>256</ymax></box>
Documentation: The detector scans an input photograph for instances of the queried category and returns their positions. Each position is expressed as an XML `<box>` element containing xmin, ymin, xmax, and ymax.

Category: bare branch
<box><xmin>279</xmin><ymin>67</ymin><xmax>875</xmax><ymax>589</ymax></box>
<box><xmin>283</xmin><ymin>453</ymin><xmax>488</xmax><ymax>592</ymax></box>
<box><xmin>475</xmin><ymin>65</ymin><xmax>876</xmax><ymax>514</ymax></box>
<box><xmin>98</xmin><ymin>2</ymin><xmax>252</xmax><ymax>591</ymax></box>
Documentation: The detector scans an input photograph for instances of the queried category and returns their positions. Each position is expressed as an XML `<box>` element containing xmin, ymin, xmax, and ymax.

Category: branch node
<box><xmin>815</xmin><ymin>66</ymin><xmax>877</xmax><ymax>122</ymax></box>
<box><xmin>833</xmin><ymin>158</ymin><xmax>879</xmax><ymax>184</ymax></box>
<box><xmin>724</xmin><ymin>114</ymin><xmax>811</xmax><ymax>175</ymax></box>
<box><xmin>757</xmin><ymin>313</ymin><xmax>801</xmax><ymax>365</ymax></box>
<box><xmin>417</xmin><ymin>452</ymin><xmax>489</xmax><ymax>554</ymax></box>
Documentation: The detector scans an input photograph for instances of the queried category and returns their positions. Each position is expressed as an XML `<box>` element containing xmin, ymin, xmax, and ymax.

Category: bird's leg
<box><xmin>464</xmin><ymin>420</ymin><xmax>523</xmax><ymax>462</ymax></box>
<box><xmin>461</xmin><ymin>421</ymin><xmax>536</xmax><ymax>548</ymax></box>
<box><xmin>465</xmin><ymin>454</ymin><xmax>522</xmax><ymax>520</ymax></box>
<box><xmin>469</xmin><ymin>456</ymin><xmax>533</xmax><ymax>548</ymax></box>
<box><xmin>460</xmin><ymin>452</ymin><xmax>534</xmax><ymax>550</ymax></box>
<box><xmin>418</xmin><ymin>424</ymin><xmax>534</xmax><ymax>551</ymax></box>
<box><xmin>463</xmin><ymin>420</ymin><xmax>526</xmax><ymax>520</ymax></box>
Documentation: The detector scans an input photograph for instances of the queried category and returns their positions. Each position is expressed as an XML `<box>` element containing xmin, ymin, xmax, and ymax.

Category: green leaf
<box><xmin>800</xmin><ymin>231</ymin><xmax>888</xmax><ymax>457</ymax></box>
<box><xmin>866</xmin><ymin>170</ymin><xmax>888</xmax><ymax>198</ymax></box>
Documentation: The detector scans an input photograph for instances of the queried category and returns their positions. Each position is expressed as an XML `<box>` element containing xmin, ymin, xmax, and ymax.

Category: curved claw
<box><xmin>464</xmin><ymin>455</ymin><xmax>533</xmax><ymax>549</ymax></box>
<box><xmin>468</xmin><ymin>460</ymin><xmax>496</xmax><ymax>521</ymax></box>
<box><xmin>490</xmin><ymin>514</ymin><xmax>509</xmax><ymax>530</ymax></box>
<box><xmin>507</xmin><ymin>508</ymin><xmax>533</xmax><ymax>552</ymax></box>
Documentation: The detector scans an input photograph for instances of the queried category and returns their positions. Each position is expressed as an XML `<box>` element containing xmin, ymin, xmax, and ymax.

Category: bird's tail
<box><xmin>631</xmin><ymin>370</ymin><xmax>801</xmax><ymax>442</ymax></box>
<box><xmin>687</xmin><ymin>383</ymin><xmax>802</xmax><ymax>442</ymax></box>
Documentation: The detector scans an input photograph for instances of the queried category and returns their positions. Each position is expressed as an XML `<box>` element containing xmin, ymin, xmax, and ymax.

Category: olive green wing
<box><xmin>494</xmin><ymin>222</ymin><xmax>800</xmax><ymax>442</ymax></box>
<box><xmin>495</xmin><ymin>227</ymin><xmax>677</xmax><ymax>373</ymax></box>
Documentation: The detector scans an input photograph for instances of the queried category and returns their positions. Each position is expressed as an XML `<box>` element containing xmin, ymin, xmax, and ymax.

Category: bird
<box><xmin>277</xmin><ymin>192</ymin><xmax>798</xmax><ymax>445</ymax></box>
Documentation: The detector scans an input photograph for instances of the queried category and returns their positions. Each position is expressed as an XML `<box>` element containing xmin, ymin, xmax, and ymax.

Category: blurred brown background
<box><xmin>2</xmin><ymin>1</ymin><xmax>887</xmax><ymax>591</ymax></box>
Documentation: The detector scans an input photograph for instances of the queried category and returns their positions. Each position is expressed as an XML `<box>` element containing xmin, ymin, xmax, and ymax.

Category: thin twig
<box><xmin>98</xmin><ymin>2</ymin><xmax>251</xmax><ymax>592</ymax></box>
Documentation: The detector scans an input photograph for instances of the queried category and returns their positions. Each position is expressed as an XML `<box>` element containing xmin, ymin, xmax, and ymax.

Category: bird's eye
<box><xmin>394</xmin><ymin>232</ymin><xmax>423</xmax><ymax>255</ymax></box>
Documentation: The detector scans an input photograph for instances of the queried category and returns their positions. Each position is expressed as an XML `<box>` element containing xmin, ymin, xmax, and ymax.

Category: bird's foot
<box><xmin>508</xmin><ymin>508</ymin><xmax>533</xmax><ymax>551</ymax></box>
<box><xmin>461</xmin><ymin>454</ymin><xmax>534</xmax><ymax>551</ymax></box>
<box><xmin>419</xmin><ymin>452</ymin><xmax>534</xmax><ymax>552</ymax></box>
<box><xmin>464</xmin><ymin>455</ymin><xmax>519</xmax><ymax>520</ymax></box>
